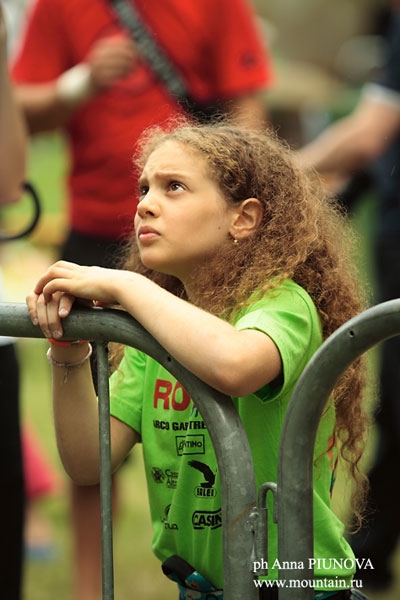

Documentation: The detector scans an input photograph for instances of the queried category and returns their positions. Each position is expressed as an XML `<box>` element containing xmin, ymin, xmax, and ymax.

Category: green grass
<box><xmin>26</xmin><ymin>133</ymin><xmax>68</xmax><ymax>215</ymax></box>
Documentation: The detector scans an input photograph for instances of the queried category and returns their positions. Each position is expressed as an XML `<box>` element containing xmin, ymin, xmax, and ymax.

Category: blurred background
<box><xmin>1</xmin><ymin>0</ymin><xmax>396</xmax><ymax>598</ymax></box>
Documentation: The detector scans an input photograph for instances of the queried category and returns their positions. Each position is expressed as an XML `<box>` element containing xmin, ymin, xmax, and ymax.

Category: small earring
<box><xmin>233</xmin><ymin>238</ymin><xmax>239</xmax><ymax>245</ymax></box>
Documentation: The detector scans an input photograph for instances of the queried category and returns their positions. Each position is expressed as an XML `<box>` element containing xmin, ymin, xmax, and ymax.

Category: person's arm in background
<box><xmin>297</xmin><ymin>86</ymin><xmax>400</xmax><ymax>177</ymax></box>
<box><xmin>298</xmin><ymin>7</ymin><xmax>400</xmax><ymax>179</ymax></box>
<box><xmin>15</xmin><ymin>31</ymin><xmax>267</xmax><ymax>134</ymax></box>
<box><xmin>13</xmin><ymin>34</ymin><xmax>139</xmax><ymax>135</ymax></box>
<box><xmin>225</xmin><ymin>91</ymin><xmax>269</xmax><ymax>129</ymax></box>
<box><xmin>0</xmin><ymin>3</ymin><xmax>26</xmax><ymax>203</ymax></box>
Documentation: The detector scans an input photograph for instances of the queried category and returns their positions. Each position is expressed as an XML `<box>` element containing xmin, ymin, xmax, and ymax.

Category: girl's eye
<box><xmin>139</xmin><ymin>185</ymin><xmax>149</xmax><ymax>198</ymax></box>
<box><xmin>170</xmin><ymin>182</ymin><xmax>184</xmax><ymax>192</ymax></box>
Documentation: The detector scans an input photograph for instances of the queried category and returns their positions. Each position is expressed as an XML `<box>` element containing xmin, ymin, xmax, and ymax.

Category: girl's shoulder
<box><xmin>234</xmin><ymin>279</ymin><xmax>319</xmax><ymax>325</ymax></box>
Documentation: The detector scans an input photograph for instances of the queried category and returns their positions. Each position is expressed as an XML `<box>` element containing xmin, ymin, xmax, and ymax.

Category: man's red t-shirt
<box><xmin>12</xmin><ymin>0</ymin><xmax>273</xmax><ymax>239</ymax></box>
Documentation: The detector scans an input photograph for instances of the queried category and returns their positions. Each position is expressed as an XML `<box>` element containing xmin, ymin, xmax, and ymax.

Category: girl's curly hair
<box><xmin>117</xmin><ymin>117</ymin><xmax>369</xmax><ymax>526</ymax></box>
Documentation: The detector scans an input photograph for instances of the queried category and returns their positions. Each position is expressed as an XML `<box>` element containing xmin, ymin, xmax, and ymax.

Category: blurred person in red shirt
<box><xmin>11</xmin><ymin>2</ymin><xmax>274</xmax><ymax>598</ymax></box>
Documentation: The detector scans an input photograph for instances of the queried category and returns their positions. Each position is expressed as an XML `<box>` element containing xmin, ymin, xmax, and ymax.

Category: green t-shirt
<box><xmin>109</xmin><ymin>279</ymin><xmax>355</xmax><ymax>589</ymax></box>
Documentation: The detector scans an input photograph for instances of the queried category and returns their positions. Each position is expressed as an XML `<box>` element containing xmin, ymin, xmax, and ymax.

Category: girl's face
<box><xmin>134</xmin><ymin>140</ymin><xmax>237</xmax><ymax>283</ymax></box>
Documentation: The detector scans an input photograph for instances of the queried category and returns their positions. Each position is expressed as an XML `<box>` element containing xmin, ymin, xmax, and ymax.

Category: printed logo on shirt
<box><xmin>189</xmin><ymin>460</ymin><xmax>217</xmax><ymax>498</ymax></box>
<box><xmin>151</xmin><ymin>467</ymin><xmax>166</xmax><ymax>484</ymax></box>
<box><xmin>192</xmin><ymin>509</ymin><xmax>222</xmax><ymax>530</ymax></box>
<box><xmin>176</xmin><ymin>435</ymin><xmax>205</xmax><ymax>456</ymax></box>
<box><xmin>172</xmin><ymin>420</ymin><xmax>207</xmax><ymax>431</ymax></box>
<box><xmin>153</xmin><ymin>419</ymin><xmax>207</xmax><ymax>432</ymax></box>
<box><xmin>154</xmin><ymin>379</ymin><xmax>191</xmax><ymax>411</ymax></box>
<box><xmin>161</xmin><ymin>504</ymin><xmax>179</xmax><ymax>531</ymax></box>
<box><xmin>153</xmin><ymin>419</ymin><xmax>171</xmax><ymax>430</ymax></box>
<box><xmin>191</xmin><ymin>405</ymin><xmax>200</xmax><ymax>418</ymax></box>
<box><xmin>151</xmin><ymin>466</ymin><xmax>178</xmax><ymax>489</ymax></box>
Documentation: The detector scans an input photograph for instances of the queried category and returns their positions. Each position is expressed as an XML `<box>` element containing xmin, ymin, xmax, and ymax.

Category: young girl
<box><xmin>26</xmin><ymin>120</ymin><xmax>369</xmax><ymax>599</ymax></box>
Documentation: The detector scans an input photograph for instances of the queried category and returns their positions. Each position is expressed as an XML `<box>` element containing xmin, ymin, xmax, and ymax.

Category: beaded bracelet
<box><xmin>48</xmin><ymin>338</ymin><xmax>88</xmax><ymax>347</ymax></box>
<box><xmin>46</xmin><ymin>343</ymin><xmax>93</xmax><ymax>383</ymax></box>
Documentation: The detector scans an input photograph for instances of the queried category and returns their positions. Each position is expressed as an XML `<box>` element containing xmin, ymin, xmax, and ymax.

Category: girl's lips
<box><xmin>137</xmin><ymin>226</ymin><xmax>160</xmax><ymax>244</ymax></box>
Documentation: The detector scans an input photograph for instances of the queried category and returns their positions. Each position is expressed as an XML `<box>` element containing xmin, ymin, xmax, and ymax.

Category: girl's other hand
<box><xmin>26</xmin><ymin>260</ymin><xmax>120</xmax><ymax>338</ymax></box>
<box><xmin>26</xmin><ymin>289</ymin><xmax>75</xmax><ymax>339</ymax></box>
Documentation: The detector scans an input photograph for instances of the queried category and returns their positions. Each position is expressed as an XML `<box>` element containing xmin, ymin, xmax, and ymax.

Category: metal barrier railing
<box><xmin>276</xmin><ymin>297</ymin><xmax>400</xmax><ymax>600</ymax></box>
<box><xmin>0</xmin><ymin>302</ymin><xmax>257</xmax><ymax>600</ymax></box>
<box><xmin>2</xmin><ymin>299</ymin><xmax>400</xmax><ymax>599</ymax></box>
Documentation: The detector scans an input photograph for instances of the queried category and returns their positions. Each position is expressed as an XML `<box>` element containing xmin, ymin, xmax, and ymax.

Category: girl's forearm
<box><xmin>50</xmin><ymin>345</ymin><xmax>101</xmax><ymax>484</ymax></box>
<box><xmin>50</xmin><ymin>342</ymin><xmax>137</xmax><ymax>483</ymax></box>
<box><xmin>28</xmin><ymin>263</ymin><xmax>280</xmax><ymax>398</ymax></box>
<box><xmin>13</xmin><ymin>83</ymin><xmax>79</xmax><ymax>135</ymax></box>
<box><xmin>114</xmin><ymin>274</ymin><xmax>280</xmax><ymax>397</ymax></box>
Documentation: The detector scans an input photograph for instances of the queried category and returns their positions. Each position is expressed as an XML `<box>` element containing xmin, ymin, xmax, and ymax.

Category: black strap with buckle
<box><xmin>108</xmin><ymin>0</ymin><xmax>220</xmax><ymax>121</ymax></box>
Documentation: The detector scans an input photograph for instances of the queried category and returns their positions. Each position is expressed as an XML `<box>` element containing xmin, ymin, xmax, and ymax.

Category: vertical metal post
<box><xmin>188</xmin><ymin>392</ymin><xmax>258</xmax><ymax>600</ymax></box>
<box><xmin>96</xmin><ymin>342</ymin><xmax>114</xmax><ymax>600</ymax></box>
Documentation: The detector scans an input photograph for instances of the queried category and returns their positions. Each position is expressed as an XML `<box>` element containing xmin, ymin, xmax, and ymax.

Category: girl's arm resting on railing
<box><xmin>27</xmin><ymin>262</ymin><xmax>282</xmax><ymax>398</ymax></box>
<box><xmin>48</xmin><ymin>341</ymin><xmax>139</xmax><ymax>485</ymax></box>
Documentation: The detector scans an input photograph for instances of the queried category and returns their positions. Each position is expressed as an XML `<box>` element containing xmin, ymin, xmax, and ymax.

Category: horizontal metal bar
<box><xmin>0</xmin><ymin>302</ymin><xmax>257</xmax><ymax>599</ymax></box>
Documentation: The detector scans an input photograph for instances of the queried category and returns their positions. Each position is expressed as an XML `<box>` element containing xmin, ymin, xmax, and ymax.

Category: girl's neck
<box><xmin>182</xmin><ymin>280</ymin><xmax>201</xmax><ymax>305</ymax></box>
<box><xmin>181</xmin><ymin>266</ymin><xmax>215</xmax><ymax>308</ymax></box>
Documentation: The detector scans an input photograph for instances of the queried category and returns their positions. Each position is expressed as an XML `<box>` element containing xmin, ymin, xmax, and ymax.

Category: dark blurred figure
<box><xmin>298</xmin><ymin>2</ymin><xmax>400</xmax><ymax>592</ymax></box>
<box><xmin>0</xmin><ymin>2</ymin><xmax>27</xmax><ymax>597</ymax></box>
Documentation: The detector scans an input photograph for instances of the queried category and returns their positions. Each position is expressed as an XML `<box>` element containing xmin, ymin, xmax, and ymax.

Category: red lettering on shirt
<box><xmin>153</xmin><ymin>379</ymin><xmax>191</xmax><ymax>411</ymax></box>
<box><xmin>172</xmin><ymin>382</ymin><xmax>191</xmax><ymax>411</ymax></box>
<box><xmin>154</xmin><ymin>380</ymin><xmax>173</xmax><ymax>409</ymax></box>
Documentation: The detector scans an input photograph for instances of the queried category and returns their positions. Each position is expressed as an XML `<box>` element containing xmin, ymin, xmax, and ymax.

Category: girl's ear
<box><xmin>230</xmin><ymin>198</ymin><xmax>263</xmax><ymax>240</ymax></box>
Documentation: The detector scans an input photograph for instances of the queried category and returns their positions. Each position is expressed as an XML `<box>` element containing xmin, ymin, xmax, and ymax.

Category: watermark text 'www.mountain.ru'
<box><xmin>254</xmin><ymin>578</ymin><xmax>363</xmax><ymax>590</ymax></box>
<box><xmin>252</xmin><ymin>557</ymin><xmax>373</xmax><ymax>590</ymax></box>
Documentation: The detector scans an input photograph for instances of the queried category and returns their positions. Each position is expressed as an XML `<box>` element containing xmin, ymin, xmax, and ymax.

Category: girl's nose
<box><xmin>137</xmin><ymin>193</ymin><xmax>158</xmax><ymax>217</ymax></box>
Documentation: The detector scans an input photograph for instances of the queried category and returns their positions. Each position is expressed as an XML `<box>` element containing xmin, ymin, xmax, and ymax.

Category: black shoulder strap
<box><xmin>108</xmin><ymin>0</ymin><xmax>219</xmax><ymax>121</ymax></box>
